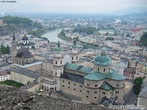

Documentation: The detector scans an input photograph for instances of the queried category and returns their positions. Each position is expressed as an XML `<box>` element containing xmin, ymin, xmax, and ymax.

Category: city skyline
<box><xmin>0</xmin><ymin>0</ymin><xmax>147</xmax><ymax>14</ymax></box>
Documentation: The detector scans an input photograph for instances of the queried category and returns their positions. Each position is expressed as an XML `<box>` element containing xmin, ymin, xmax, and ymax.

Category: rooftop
<box><xmin>84</xmin><ymin>69</ymin><xmax>126</xmax><ymax>81</ymax></box>
<box><xmin>16</xmin><ymin>48</ymin><xmax>33</xmax><ymax>58</ymax></box>
<box><xmin>64</xmin><ymin>63</ymin><xmax>92</xmax><ymax>75</ymax></box>
<box><xmin>9</xmin><ymin>67</ymin><xmax>41</xmax><ymax>79</ymax></box>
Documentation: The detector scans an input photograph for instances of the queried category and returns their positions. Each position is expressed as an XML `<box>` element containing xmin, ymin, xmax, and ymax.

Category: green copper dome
<box><xmin>72</xmin><ymin>39</ymin><xmax>78</xmax><ymax>48</ymax></box>
<box><xmin>94</xmin><ymin>47</ymin><xmax>111</xmax><ymax>66</ymax></box>
<box><xmin>55</xmin><ymin>41</ymin><xmax>62</xmax><ymax>52</ymax></box>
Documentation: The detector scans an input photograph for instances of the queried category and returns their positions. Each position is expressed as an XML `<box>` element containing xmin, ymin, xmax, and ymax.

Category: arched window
<box><xmin>104</xmin><ymin>68</ymin><xmax>105</xmax><ymax>72</ymax></box>
<box><xmin>98</xmin><ymin>68</ymin><xmax>99</xmax><ymax>71</ymax></box>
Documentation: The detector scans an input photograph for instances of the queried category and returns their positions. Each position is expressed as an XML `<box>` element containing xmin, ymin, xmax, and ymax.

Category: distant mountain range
<box><xmin>108</xmin><ymin>7</ymin><xmax>147</xmax><ymax>15</ymax></box>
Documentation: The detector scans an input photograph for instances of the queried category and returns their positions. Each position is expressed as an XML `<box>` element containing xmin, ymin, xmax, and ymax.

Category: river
<box><xmin>41</xmin><ymin>29</ymin><xmax>66</xmax><ymax>43</ymax></box>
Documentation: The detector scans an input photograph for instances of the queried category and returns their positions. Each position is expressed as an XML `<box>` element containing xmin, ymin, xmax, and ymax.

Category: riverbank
<box><xmin>58</xmin><ymin>33</ymin><xmax>98</xmax><ymax>49</ymax></box>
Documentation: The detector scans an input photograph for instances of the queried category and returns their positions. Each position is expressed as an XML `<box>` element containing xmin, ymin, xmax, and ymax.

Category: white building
<box><xmin>0</xmin><ymin>70</ymin><xmax>10</xmax><ymax>81</ymax></box>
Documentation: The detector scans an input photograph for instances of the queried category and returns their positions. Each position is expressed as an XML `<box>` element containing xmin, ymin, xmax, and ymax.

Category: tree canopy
<box><xmin>0</xmin><ymin>43</ymin><xmax>10</xmax><ymax>54</ymax></box>
<box><xmin>105</xmin><ymin>37</ymin><xmax>114</xmax><ymax>40</ymax></box>
<box><xmin>133</xmin><ymin>77</ymin><xmax>143</xmax><ymax>95</ymax></box>
<box><xmin>73</xmin><ymin>26</ymin><xmax>96</xmax><ymax>35</ymax></box>
<box><xmin>140</xmin><ymin>32</ymin><xmax>147</xmax><ymax>46</ymax></box>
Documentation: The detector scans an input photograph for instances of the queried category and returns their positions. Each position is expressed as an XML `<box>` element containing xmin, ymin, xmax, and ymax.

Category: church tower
<box><xmin>53</xmin><ymin>41</ymin><xmax>64</xmax><ymax>77</ymax></box>
<box><xmin>12</xmin><ymin>34</ymin><xmax>17</xmax><ymax>63</ymax></box>
<box><xmin>70</xmin><ymin>39</ymin><xmax>79</xmax><ymax>63</ymax></box>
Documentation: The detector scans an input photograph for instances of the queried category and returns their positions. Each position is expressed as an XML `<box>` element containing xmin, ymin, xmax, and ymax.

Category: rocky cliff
<box><xmin>0</xmin><ymin>85</ymin><xmax>111</xmax><ymax>110</ymax></box>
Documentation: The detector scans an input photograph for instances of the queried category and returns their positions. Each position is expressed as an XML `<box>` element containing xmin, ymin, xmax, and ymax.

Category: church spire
<box><xmin>13</xmin><ymin>34</ymin><xmax>15</xmax><ymax>41</ymax></box>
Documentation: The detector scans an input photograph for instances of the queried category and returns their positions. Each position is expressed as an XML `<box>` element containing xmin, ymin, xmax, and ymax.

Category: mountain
<box><xmin>108</xmin><ymin>7</ymin><xmax>147</xmax><ymax>15</ymax></box>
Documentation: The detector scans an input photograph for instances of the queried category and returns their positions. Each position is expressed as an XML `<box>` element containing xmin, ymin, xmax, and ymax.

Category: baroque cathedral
<box><xmin>11</xmin><ymin>34</ymin><xmax>126</xmax><ymax>104</ymax></box>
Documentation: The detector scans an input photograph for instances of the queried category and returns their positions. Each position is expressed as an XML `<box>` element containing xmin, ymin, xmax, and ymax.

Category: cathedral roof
<box><xmin>100</xmin><ymin>82</ymin><xmax>112</xmax><ymax>91</ymax></box>
<box><xmin>22</xmin><ymin>35</ymin><xmax>28</xmax><ymax>40</ymax></box>
<box><xmin>55</xmin><ymin>41</ymin><xmax>62</xmax><ymax>52</ymax></box>
<box><xmin>15</xmin><ymin>48</ymin><xmax>33</xmax><ymax>58</ymax></box>
<box><xmin>64</xmin><ymin>63</ymin><xmax>92</xmax><ymax>75</ymax></box>
<box><xmin>84</xmin><ymin>69</ymin><xmax>126</xmax><ymax>81</ymax></box>
<box><xmin>94</xmin><ymin>47</ymin><xmax>111</xmax><ymax>66</ymax></box>
<box><xmin>72</xmin><ymin>39</ymin><xmax>78</xmax><ymax>48</ymax></box>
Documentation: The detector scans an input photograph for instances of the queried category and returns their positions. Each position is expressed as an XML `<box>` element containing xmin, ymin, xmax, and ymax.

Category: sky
<box><xmin>0</xmin><ymin>0</ymin><xmax>147</xmax><ymax>14</ymax></box>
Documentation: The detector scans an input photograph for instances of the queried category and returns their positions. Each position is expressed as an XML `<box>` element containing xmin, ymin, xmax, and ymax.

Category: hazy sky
<box><xmin>0</xmin><ymin>0</ymin><xmax>147</xmax><ymax>13</ymax></box>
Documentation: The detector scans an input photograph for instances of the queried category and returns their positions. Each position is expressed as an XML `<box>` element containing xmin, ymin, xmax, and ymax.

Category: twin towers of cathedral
<box><xmin>53</xmin><ymin>39</ymin><xmax>79</xmax><ymax>77</ymax></box>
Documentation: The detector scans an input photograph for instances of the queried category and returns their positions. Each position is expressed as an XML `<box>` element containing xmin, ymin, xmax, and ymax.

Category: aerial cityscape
<box><xmin>0</xmin><ymin>0</ymin><xmax>147</xmax><ymax>110</ymax></box>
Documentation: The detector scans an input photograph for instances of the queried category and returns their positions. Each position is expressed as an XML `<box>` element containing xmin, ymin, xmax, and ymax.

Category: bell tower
<box><xmin>53</xmin><ymin>41</ymin><xmax>64</xmax><ymax>77</ymax></box>
<box><xmin>12</xmin><ymin>34</ymin><xmax>17</xmax><ymax>63</ymax></box>
<box><xmin>70</xmin><ymin>39</ymin><xmax>79</xmax><ymax>63</ymax></box>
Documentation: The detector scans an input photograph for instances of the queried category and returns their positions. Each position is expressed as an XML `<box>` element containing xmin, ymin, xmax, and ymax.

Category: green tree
<box><xmin>133</xmin><ymin>77</ymin><xmax>143</xmax><ymax>85</ymax></box>
<box><xmin>133</xmin><ymin>77</ymin><xmax>143</xmax><ymax>95</ymax></box>
<box><xmin>105</xmin><ymin>37</ymin><xmax>114</xmax><ymax>40</ymax></box>
<box><xmin>0</xmin><ymin>43</ymin><xmax>10</xmax><ymax>54</ymax></box>
<box><xmin>140</xmin><ymin>32</ymin><xmax>147</xmax><ymax>46</ymax></box>
<box><xmin>114</xmin><ymin>31</ymin><xmax>117</xmax><ymax>36</ymax></box>
<box><xmin>133</xmin><ymin>81</ymin><xmax>141</xmax><ymax>95</ymax></box>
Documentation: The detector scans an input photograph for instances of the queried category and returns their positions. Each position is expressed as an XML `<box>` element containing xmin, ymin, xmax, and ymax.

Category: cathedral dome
<box><xmin>94</xmin><ymin>47</ymin><xmax>111</xmax><ymax>66</ymax></box>
<box><xmin>22</xmin><ymin>35</ymin><xmax>28</xmax><ymax>40</ymax></box>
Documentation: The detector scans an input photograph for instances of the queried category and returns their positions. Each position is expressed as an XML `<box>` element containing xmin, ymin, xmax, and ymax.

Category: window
<box><xmin>68</xmin><ymin>82</ymin><xmax>70</xmax><ymax>85</ymax></box>
<box><xmin>94</xmin><ymin>91</ymin><xmax>97</xmax><ymax>94</ymax></box>
<box><xmin>123</xmin><ymin>83</ymin><xmax>125</xmax><ymax>86</ymax></box>
<box><xmin>74</xmin><ymin>83</ymin><xmax>76</xmax><ymax>86</ymax></box>
<box><xmin>110</xmin><ymin>92</ymin><xmax>111</xmax><ymax>94</ymax></box>
<box><xmin>87</xmin><ymin>83</ymin><xmax>90</xmax><ymax>86</ymax></box>
<box><xmin>86</xmin><ymin>90</ymin><xmax>89</xmax><ymax>93</ymax></box>
<box><xmin>60</xmin><ymin>61</ymin><xmax>62</xmax><ymax>64</ymax></box>
<box><xmin>109</xmin><ymin>79</ymin><xmax>110</xmax><ymax>81</ymax></box>
<box><xmin>80</xmin><ymin>85</ymin><xmax>82</xmax><ymax>88</ymax></box>
<box><xmin>95</xmin><ymin>84</ymin><xmax>98</xmax><ymax>87</ymax></box>
<box><xmin>116</xmin><ymin>91</ymin><xmax>119</xmax><ymax>93</ymax></box>
<box><xmin>116</xmin><ymin>84</ymin><xmax>119</xmax><ymax>87</ymax></box>
<box><xmin>55</xmin><ymin>73</ymin><xmax>57</xmax><ymax>75</ymax></box>
<box><xmin>76</xmin><ymin>56</ymin><xmax>78</xmax><ymax>60</ymax></box>
<box><xmin>94</xmin><ymin>97</ymin><xmax>97</xmax><ymax>99</ymax></box>
<box><xmin>80</xmin><ymin>90</ymin><xmax>82</xmax><ymax>92</ymax></box>
<box><xmin>68</xmin><ymin>87</ymin><xmax>70</xmax><ymax>89</ymax></box>
<box><xmin>72</xmin><ymin>57</ymin><xmax>73</xmax><ymax>60</ymax></box>
<box><xmin>116</xmin><ymin>96</ymin><xmax>118</xmax><ymax>99</ymax></box>
<box><xmin>102</xmin><ymin>92</ymin><xmax>105</xmax><ymax>95</ymax></box>
<box><xmin>104</xmin><ymin>68</ymin><xmax>105</xmax><ymax>72</ymax></box>
<box><xmin>55</xmin><ymin>61</ymin><xmax>57</xmax><ymax>64</ymax></box>
<box><xmin>74</xmin><ymin>88</ymin><xmax>76</xmax><ymax>90</ymax></box>
<box><xmin>98</xmin><ymin>68</ymin><xmax>99</xmax><ymax>71</ymax></box>
<box><xmin>62</xmin><ymin>80</ymin><xmax>64</xmax><ymax>83</ymax></box>
<box><xmin>62</xmin><ymin>85</ymin><xmax>64</xmax><ymax>87</ymax></box>
<box><xmin>117</xmin><ymin>81</ymin><xmax>119</xmax><ymax>83</ymax></box>
<box><xmin>86</xmin><ymin>96</ymin><xmax>89</xmax><ymax>98</ymax></box>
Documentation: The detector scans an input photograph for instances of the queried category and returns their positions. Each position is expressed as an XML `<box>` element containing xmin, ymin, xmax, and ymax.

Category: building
<box><xmin>9</xmin><ymin>66</ymin><xmax>42</xmax><ymax>85</ymax></box>
<box><xmin>0</xmin><ymin>70</ymin><xmax>10</xmax><ymax>81</ymax></box>
<box><xmin>10</xmin><ymin>36</ymin><xmax>126</xmax><ymax>104</ymax></box>
<box><xmin>17</xmin><ymin>35</ymin><xmax>34</xmax><ymax>49</ymax></box>
<box><xmin>137</xmin><ymin>82</ymin><xmax>147</xmax><ymax>109</ymax></box>
<box><xmin>12</xmin><ymin>34</ymin><xmax>35</xmax><ymax>65</ymax></box>
<box><xmin>60</xmin><ymin>47</ymin><xmax>126</xmax><ymax>104</ymax></box>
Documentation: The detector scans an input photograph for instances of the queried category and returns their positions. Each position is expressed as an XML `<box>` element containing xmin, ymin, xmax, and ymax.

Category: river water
<box><xmin>41</xmin><ymin>29</ymin><xmax>66</xmax><ymax>43</ymax></box>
